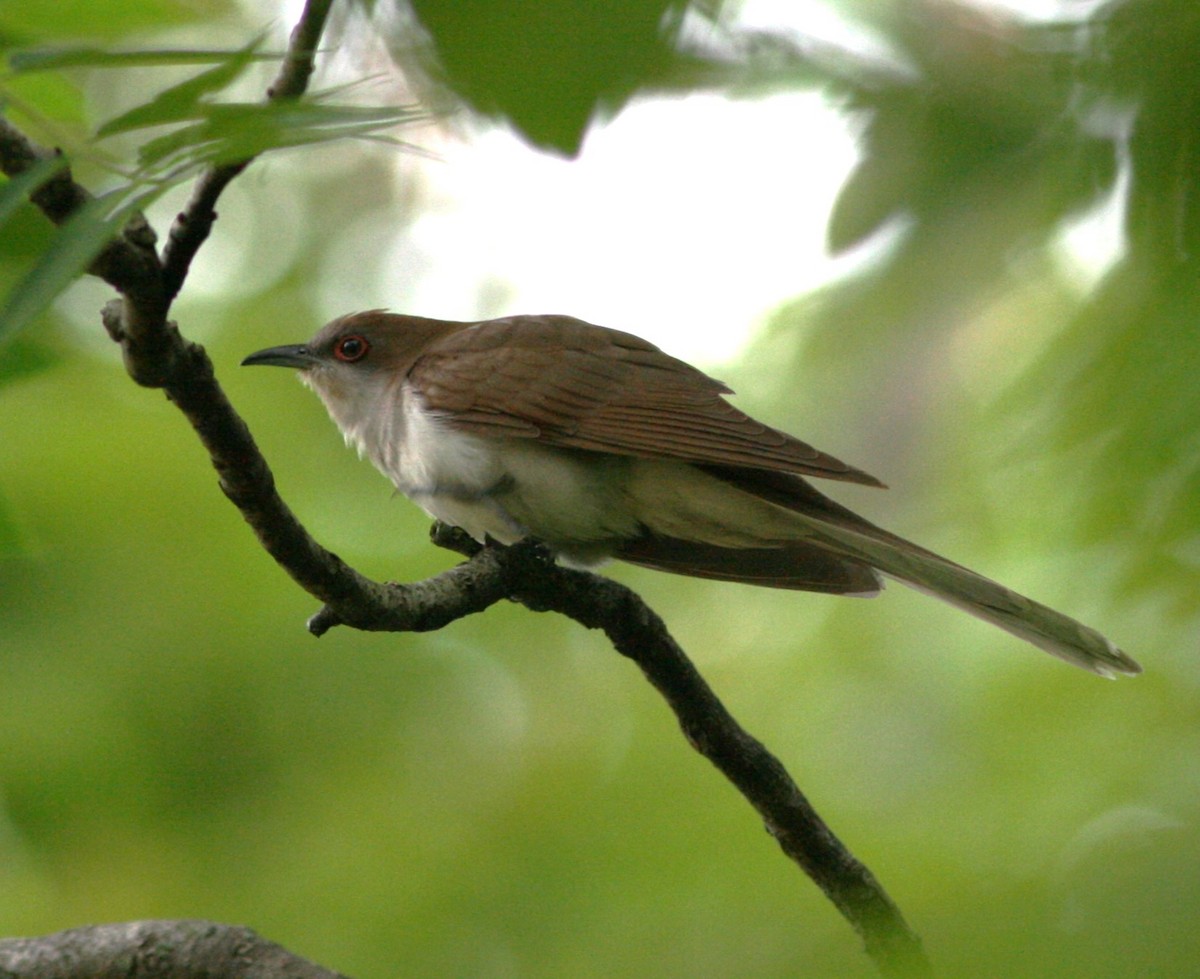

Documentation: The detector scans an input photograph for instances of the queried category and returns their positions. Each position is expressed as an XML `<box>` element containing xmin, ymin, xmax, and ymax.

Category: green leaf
<box><xmin>0</xmin><ymin>0</ymin><xmax>233</xmax><ymax>43</ymax></box>
<box><xmin>0</xmin><ymin>155</ymin><xmax>67</xmax><ymax>227</ymax></box>
<box><xmin>0</xmin><ymin>188</ymin><xmax>150</xmax><ymax>348</ymax></box>
<box><xmin>8</xmin><ymin>45</ymin><xmax>275</xmax><ymax>73</ymax></box>
<box><xmin>0</xmin><ymin>67</ymin><xmax>87</xmax><ymax>128</ymax></box>
<box><xmin>0</xmin><ymin>334</ymin><xmax>61</xmax><ymax>388</ymax></box>
<box><xmin>94</xmin><ymin>37</ymin><xmax>269</xmax><ymax>138</ymax></box>
<box><xmin>134</xmin><ymin>100</ymin><xmax>423</xmax><ymax>176</ymax></box>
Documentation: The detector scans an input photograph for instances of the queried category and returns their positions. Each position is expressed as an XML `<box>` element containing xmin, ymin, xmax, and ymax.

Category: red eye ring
<box><xmin>333</xmin><ymin>334</ymin><xmax>369</xmax><ymax>363</ymax></box>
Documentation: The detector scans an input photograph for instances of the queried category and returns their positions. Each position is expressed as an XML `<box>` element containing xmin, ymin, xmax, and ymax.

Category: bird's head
<box><xmin>242</xmin><ymin>310</ymin><xmax>457</xmax><ymax>437</ymax></box>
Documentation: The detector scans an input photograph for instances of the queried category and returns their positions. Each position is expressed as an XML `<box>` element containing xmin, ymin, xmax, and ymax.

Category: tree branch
<box><xmin>159</xmin><ymin>0</ymin><xmax>334</xmax><ymax>299</ymax></box>
<box><xmin>0</xmin><ymin>921</ymin><xmax>348</xmax><ymax>979</ymax></box>
<box><xmin>0</xmin><ymin>2</ymin><xmax>931</xmax><ymax>974</ymax></box>
<box><xmin>426</xmin><ymin>527</ymin><xmax>930</xmax><ymax>975</ymax></box>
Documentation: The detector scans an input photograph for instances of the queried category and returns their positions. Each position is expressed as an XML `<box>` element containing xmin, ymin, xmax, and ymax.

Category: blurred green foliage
<box><xmin>2</xmin><ymin>1</ymin><xmax>1199</xmax><ymax>977</ymax></box>
<box><xmin>402</xmin><ymin>0</ymin><xmax>695</xmax><ymax>154</ymax></box>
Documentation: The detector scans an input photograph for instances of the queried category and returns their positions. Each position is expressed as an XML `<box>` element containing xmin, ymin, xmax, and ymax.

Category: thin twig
<box><xmin>160</xmin><ymin>0</ymin><xmax>335</xmax><ymax>299</ymax></box>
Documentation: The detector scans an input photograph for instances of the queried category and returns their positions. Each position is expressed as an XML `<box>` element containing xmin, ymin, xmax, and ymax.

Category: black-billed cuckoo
<box><xmin>243</xmin><ymin>310</ymin><xmax>1139</xmax><ymax>678</ymax></box>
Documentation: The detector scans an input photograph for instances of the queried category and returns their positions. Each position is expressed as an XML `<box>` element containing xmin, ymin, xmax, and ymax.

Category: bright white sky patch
<box><xmin>392</xmin><ymin>91</ymin><xmax>859</xmax><ymax>365</ymax></box>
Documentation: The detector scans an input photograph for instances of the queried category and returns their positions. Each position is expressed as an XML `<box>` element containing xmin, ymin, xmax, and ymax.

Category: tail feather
<box><xmin>617</xmin><ymin>534</ymin><xmax>883</xmax><ymax>595</ymax></box>
<box><xmin>700</xmin><ymin>465</ymin><xmax>1140</xmax><ymax>677</ymax></box>
<box><xmin>868</xmin><ymin>546</ymin><xmax>1137</xmax><ymax>678</ymax></box>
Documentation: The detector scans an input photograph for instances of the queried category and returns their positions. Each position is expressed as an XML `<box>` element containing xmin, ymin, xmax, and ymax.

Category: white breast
<box><xmin>307</xmin><ymin>372</ymin><xmax>808</xmax><ymax>565</ymax></box>
<box><xmin>337</xmin><ymin>382</ymin><xmax>642</xmax><ymax>562</ymax></box>
<box><xmin>390</xmin><ymin>389</ymin><xmax>506</xmax><ymax>499</ymax></box>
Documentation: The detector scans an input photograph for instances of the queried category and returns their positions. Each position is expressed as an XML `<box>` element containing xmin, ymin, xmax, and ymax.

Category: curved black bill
<box><xmin>241</xmin><ymin>344</ymin><xmax>316</xmax><ymax>369</ymax></box>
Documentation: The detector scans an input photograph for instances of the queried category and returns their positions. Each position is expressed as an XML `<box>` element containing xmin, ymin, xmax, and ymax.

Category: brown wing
<box><xmin>409</xmin><ymin>314</ymin><xmax>884</xmax><ymax>487</ymax></box>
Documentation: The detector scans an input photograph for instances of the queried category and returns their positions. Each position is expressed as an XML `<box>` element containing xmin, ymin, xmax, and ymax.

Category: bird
<box><xmin>243</xmin><ymin>310</ymin><xmax>1139</xmax><ymax>678</ymax></box>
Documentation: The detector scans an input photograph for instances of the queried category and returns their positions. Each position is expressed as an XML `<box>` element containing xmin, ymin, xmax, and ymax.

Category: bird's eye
<box><xmin>333</xmin><ymin>335</ymin><xmax>369</xmax><ymax>362</ymax></box>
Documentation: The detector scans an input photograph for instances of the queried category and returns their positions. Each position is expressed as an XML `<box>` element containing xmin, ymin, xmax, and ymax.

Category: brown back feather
<box><xmin>408</xmin><ymin>314</ymin><xmax>884</xmax><ymax>486</ymax></box>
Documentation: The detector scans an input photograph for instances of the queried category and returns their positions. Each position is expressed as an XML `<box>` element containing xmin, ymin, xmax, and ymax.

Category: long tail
<box><xmin>698</xmin><ymin>466</ymin><xmax>1141</xmax><ymax>677</ymax></box>
<box><xmin>826</xmin><ymin>526</ymin><xmax>1138</xmax><ymax>677</ymax></box>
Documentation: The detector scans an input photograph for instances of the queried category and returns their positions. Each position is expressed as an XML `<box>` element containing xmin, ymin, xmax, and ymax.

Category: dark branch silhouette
<box><xmin>0</xmin><ymin>1</ymin><xmax>930</xmax><ymax>975</ymax></box>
